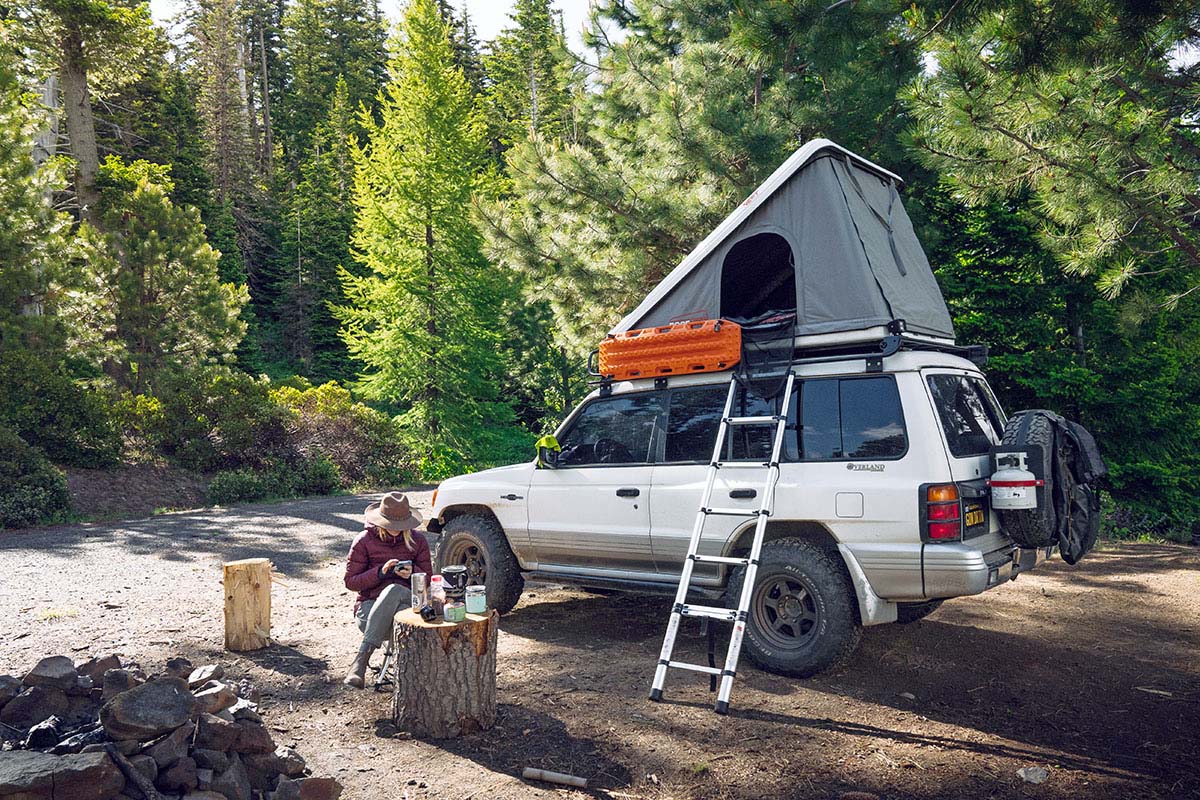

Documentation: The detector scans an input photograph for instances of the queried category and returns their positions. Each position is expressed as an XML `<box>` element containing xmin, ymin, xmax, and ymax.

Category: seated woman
<box><xmin>343</xmin><ymin>492</ymin><xmax>433</xmax><ymax>688</ymax></box>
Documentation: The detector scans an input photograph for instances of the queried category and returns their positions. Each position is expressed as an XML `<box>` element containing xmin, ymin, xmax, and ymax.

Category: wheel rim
<box><xmin>445</xmin><ymin>535</ymin><xmax>487</xmax><ymax>585</ymax></box>
<box><xmin>752</xmin><ymin>574</ymin><xmax>820</xmax><ymax>651</ymax></box>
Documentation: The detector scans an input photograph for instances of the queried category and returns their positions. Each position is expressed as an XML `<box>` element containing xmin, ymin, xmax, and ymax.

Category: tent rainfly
<box><xmin>611</xmin><ymin>139</ymin><xmax>956</xmax><ymax>343</ymax></box>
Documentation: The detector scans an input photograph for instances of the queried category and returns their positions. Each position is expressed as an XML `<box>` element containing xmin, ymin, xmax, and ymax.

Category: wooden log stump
<box><xmin>391</xmin><ymin>609</ymin><xmax>498</xmax><ymax>738</ymax></box>
<box><xmin>223</xmin><ymin>558</ymin><xmax>271</xmax><ymax>651</ymax></box>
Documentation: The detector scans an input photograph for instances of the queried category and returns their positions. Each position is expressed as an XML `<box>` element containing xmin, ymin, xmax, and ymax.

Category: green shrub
<box><xmin>144</xmin><ymin>367</ymin><xmax>290</xmax><ymax>471</ymax></box>
<box><xmin>270</xmin><ymin>381</ymin><xmax>413</xmax><ymax>488</ymax></box>
<box><xmin>297</xmin><ymin>455</ymin><xmax>341</xmax><ymax>496</ymax></box>
<box><xmin>207</xmin><ymin>468</ymin><xmax>269</xmax><ymax>505</ymax></box>
<box><xmin>0</xmin><ymin>427</ymin><xmax>70</xmax><ymax>528</ymax></box>
<box><xmin>0</xmin><ymin>349</ymin><xmax>121</xmax><ymax>467</ymax></box>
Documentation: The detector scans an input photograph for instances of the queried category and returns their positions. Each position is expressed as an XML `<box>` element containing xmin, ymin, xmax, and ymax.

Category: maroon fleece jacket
<box><xmin>344</xmin><ymin>525</ymin><xmax>434</xmax><ymax>612</ymax></box>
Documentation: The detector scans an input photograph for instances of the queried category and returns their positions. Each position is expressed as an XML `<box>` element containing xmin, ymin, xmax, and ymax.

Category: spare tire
<box><xmin>997</xmin><ymin>411</ymin><xmax>1059</xmax><ymax>548</ymax></box>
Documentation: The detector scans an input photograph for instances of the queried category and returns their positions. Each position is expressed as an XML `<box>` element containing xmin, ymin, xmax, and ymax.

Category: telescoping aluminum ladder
<box><xmin>650</xmin><ymin>370</ymin><xmax>796</xmax><ymax>714</ymax></box>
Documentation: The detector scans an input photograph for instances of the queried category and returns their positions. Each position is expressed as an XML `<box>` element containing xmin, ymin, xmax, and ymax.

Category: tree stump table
<box><xmin>390</xmin><ymin>608</ymin><xmax>498</xmax><ymax>738</ymax></box>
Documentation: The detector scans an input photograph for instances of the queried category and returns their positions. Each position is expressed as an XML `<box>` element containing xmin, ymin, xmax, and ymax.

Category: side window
<box><xmin>664</xmin><ymin>386</ymin><xmax>724</xmax><ymax>462</ymax></box>
<box><xmin>557</xmin><ymin>393</ymin><xmax>663</xmax><ymax>466</ymax></box>
<box><xmin>799</xmin><ymin>376</ymin><xmax>907</xmax><ymax>460</ymax></box>
<box><xmin>927</xmin><ymin>374</ymin><xmax>1004</xmax><ymax>457</ymax></box>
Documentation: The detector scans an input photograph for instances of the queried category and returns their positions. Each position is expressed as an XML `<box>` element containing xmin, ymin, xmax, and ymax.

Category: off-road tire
<box><xmin>895</xmin><ymin>599</ymin><xmax>945</xmax><ymax>624</ymax></box>
<box><xmin>436</xmin><ymin>514</ymin><xmax>524</xmax><ymax>614</ymax></box>
<box><xmin>998</xmin><ymin>412</ymin><xmax>1059</xmax><ymax>548</ymax></box>
<box><xmin>726</xmin><ymin>538</ymin><xmax>861</xmax><ymax>678</ymax></box>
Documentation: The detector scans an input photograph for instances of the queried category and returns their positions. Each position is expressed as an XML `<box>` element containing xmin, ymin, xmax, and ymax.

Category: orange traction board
<box><xmin>599</xmin><ymin>319</ymin><xmax>741</xmax><ymax>380</ymax></box>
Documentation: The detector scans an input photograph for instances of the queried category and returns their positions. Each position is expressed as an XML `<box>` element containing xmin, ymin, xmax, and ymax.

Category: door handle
<box><xmin>729</xmin><ymin>489</ymin><xmax>757</xmax><ymax>499</ymax></box>
<box><xmin>616</xmin><ymin>488</ymin><xmax>641</xmax><ymax>498</ymax></box>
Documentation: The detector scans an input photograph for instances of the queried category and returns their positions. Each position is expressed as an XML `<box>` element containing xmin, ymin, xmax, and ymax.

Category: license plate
<box><xmin>964</xmin><ymin>504</ymin><xmax>985</xmax><ymax>528</ymax></box>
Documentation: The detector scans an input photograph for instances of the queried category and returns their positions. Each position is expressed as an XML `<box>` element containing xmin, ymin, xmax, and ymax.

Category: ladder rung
<box><xmin>702</xmin><ymin>507</ymin><xmax>768</xmax><ymax>517</ymax></box>
<box><xmin>690</xmin><ymin>554</ymin><xmax>751</xmax><ymax>566</ymax></box>
<box><xmin>662</xmin><ymin>660</ymin><xmax>722</xmax><ymax>676</ymax></box>
<box><xmin>725</xmin><ymin>415</ymin><xmax>785</xmax><ymax>426</ymax></box>
<box><xmin>676</xmin><ymin>603</ymin><xmax>740</xmax><ymax>622</ymax></box>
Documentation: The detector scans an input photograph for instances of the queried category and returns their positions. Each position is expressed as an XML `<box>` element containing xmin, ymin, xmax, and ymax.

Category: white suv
<box><xmin>428</xmin><ymin>348</ymin><xmax>1054</xmax><ymax>677</ymax></box>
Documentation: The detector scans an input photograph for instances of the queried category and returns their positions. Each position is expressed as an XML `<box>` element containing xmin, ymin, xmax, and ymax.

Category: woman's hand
<box><xmin>381</xmin><ymin>559</ymin><xmax>400</xmax><ymax>576</ymax></box>
<box><xmin>394</xmin><ymin>564</ymin><xmax>413</xmax><ymax>579</ymax></box>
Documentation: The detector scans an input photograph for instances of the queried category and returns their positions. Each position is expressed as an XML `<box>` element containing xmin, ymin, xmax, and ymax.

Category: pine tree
<box><xmin>907</xmin><ymin>0</ymin><xmax>1200</xmax><ymax>305</ymax></box>
<box><xmin>276</xmin><ymin>77</ymin><xmax>356</xmax><ymax>382</ymax></box>
<box><xmin>336</xmin><ymin>0</ymin><xmax>521</xmax><ymax>476</ymax></box>
<box><xmin>278</xmin><ymin>0</ymin><xmax>387</xmax><ymax>163</ymax></box>
<box><xmin>64</xmin><ymin>157</ymin><xmax>248</xmax><ymax>390</ymax></box>
<box><xmin>482</xmin><ymin>0</ymin><xmax>577</xmax><ymax>150</ymax></box>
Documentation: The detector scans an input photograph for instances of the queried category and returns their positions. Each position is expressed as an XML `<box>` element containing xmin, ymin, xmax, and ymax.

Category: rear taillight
<box><xmin>924</xmin><ymin>484</ymin><xmax>962</xmax><ymax>541</ymax></box>
<box><xmin>431</xmin><ymin>488</ymin><xmax>439</xmax><ymax>508</ymax></box>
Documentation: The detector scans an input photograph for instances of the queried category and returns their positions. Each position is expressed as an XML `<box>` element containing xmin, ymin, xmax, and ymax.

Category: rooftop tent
<box><xmin>611</xmin><ymin>139</ymin><xmax>955</xmax><ymax>342</ymax></box>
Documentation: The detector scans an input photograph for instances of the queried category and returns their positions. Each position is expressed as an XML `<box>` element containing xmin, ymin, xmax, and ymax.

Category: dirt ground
<box><xmin>1</xmin><ymin>493</ymin><xmax>1197</xmax><ymax>800</ymax></box>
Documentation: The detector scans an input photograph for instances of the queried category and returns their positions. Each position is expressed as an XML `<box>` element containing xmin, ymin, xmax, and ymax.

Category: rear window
<box><xmin>927</xmin><ymin>374</ymin><xmax>1005</xmax><ymax>457</ymax></box>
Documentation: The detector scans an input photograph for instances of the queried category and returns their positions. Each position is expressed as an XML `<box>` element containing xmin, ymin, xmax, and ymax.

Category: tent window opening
<box><xmin>720</xmin><ymin>232</ymin><xmax>797</xmax><ymax>320</ymax></box>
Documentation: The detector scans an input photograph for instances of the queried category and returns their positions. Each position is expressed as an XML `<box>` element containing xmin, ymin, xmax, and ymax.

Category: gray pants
<box><xmin>355</xmin><ymin>584</ymin><xmax>411</xmax><ymax>648</ymax></box>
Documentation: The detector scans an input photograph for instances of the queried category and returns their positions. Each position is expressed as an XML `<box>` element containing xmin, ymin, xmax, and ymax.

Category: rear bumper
<box><xmin>922</xmin><ymin>534</ymin><xmax>1054</xmax><ymax>599</ymax></box>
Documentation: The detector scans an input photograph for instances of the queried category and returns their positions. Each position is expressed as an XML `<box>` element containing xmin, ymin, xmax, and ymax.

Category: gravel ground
<box><xmin>1</xmin><ymin>493</ymin><xmax>1198</xmax><ymax>799</ymax></box>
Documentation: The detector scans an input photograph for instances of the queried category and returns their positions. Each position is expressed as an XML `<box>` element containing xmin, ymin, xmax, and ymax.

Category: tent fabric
<box><xmin>611</xmin><ymin>140</ymin><xmax>955</xmax><ymax>341</ymax></box>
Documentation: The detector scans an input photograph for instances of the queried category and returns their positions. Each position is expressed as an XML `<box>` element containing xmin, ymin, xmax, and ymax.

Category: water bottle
<box><xmin>410</xmin><ymin>573</ymin><xmax>428</xmax><ymax>611</ymax></box>
<box><xmin>430</xmin><ymin>574</ymin><xmax>446</xmax><ymax>619</ymax></box>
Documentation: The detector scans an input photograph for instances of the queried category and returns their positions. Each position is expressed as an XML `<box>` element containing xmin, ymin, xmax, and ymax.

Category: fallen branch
<box><xmin>522</xmin><ymin>767</ymin><xmax>588</xmax><ymax>788</ymax></box>
<box><xmin>105</xmin><ymin>744</ymin><xmax>166</xmax><ymax>800</ymax></box>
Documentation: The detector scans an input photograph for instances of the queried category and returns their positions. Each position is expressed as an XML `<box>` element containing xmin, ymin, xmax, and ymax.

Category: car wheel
<box><xmin>895</xmin><ymin>599</ymin><xmax>944</xmax><ymax>624</ymax></box>
<box><xmin>436</xmin><ymin>514</ymin><xmax>524</xmax><ymax>614</ymax></box>
<box><xmin>726</xmin><ymin>538</ymin><xmax>861</xmax><ymax>678</ymax></box>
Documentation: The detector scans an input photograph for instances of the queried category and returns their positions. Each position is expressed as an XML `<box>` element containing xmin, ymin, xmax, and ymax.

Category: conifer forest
<box><xmin>1</xmin><ymin>0</ymin><xmax>1198</xmax><ymax>538</ymax></box>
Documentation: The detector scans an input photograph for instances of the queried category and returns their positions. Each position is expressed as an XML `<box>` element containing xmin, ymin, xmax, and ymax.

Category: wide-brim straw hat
<box><xmin>364</xmin><ymin>492</ymin><xmax>423</xmax><ymax>532</ymax></box>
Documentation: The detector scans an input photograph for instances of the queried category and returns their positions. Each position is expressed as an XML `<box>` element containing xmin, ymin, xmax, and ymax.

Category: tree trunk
<box><xmin>258</xmin><ymin>25</ymin><xmax>273</xmax><ymax>173</ymax></box>
<box><xmin>59</xmin><ymin>28</ymin><xmax>99</xmax><ymax>222</ymax></box>
<box><xmin>391</xmin><ymin>609</ymin><xmax>497</xmax><ymax>739</ymax></box>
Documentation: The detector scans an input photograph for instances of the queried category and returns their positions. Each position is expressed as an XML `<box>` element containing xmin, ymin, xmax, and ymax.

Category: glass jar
<box><xmin>465</xmin><ymin>585</ymin><xmax>486</xmax><ymax>614</ymax></box>
<box><xmin>444</xmin><ymin>600</ymin><xmax>466</xmax><ymax>623</ymax></box>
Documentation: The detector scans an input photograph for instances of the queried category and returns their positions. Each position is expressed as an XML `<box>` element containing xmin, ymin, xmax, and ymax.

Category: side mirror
<box><xmin>535</xmin><ymin>434</ymin><xmax>561</xmax><ymax>469</ymax></box>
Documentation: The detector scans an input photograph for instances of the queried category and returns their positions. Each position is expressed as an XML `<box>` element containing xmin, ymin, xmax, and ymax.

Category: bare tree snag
<box><xmin>391</xmin><ymin>609</ymin><xmax>498</xmax><ymax>739</ymax></box>
<box><xmin>58</xmin><ymin>28</ymin><xmax>99</xmax><ymax>221</ymax></box>
<box><xmin>223</xmin><ymin>558</ymin><xmax>271</xmax><ymax>651</ymax></box>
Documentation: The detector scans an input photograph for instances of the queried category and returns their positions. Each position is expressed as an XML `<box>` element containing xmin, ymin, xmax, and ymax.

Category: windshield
<box><xmin>927</xmin><ymin>374</ymin><xmax>1006</xmax><ymax>458</ymax></box>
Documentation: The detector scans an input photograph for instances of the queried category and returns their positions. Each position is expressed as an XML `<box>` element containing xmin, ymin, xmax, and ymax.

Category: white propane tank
<box><xmin>989</xmin><ymin>453</ymin><xmax>1041</xmax><ymax>510</ymax></box>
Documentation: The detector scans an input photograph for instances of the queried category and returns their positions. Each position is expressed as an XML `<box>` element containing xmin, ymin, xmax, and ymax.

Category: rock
<box><xmin>101</xmin><ymin>670</ymin><xmax>144</xmax><ymax>702</ymax></box>
<box><xmin>211</xmin><ymin>754</ymin><xmax>252</xmax><ymax>800</ymax></box>
<box><xmin>49</xmin><ymin>724</ymin><xmax>107</xmax><ymax>755</ymax></box>
<box><xmin>113</xmin><ymin>740</ymin><xmax>141</xmax><ymax>756</ymax></box>
<box><xmin>270</xmin><ymin>777</ymin><xmax>301</xmax><ymax>800</ymax></box>
<box><xmin>66</xmin><ymin>674</ymin><xmax>95</xmax><ymax>698</ymax></box>
<box><xmin>191</xmin><ymin>748</ymin><xmax>230</xmax><ymax>773</ymax></box>
<box><xmin>22</xmin><ymin>656</ymin><xmax>79</xmax><ymax>691</ymax></box>
<box><xmin>242</xmin><ymin>752</ymin><xmax>283</xmax><ymax>792</ymax></box>
<box><xmin>187</xmin><ymin>666</ymin><xmax>224</xmax><ymax>689</ymax></box>
<box><xmin>64</xmin><ymin>693</ymin><xmax>101</xmax><ymax>727</ymax></box>
<box><xmin>144</xmin><ymin>722</ymin><xmax>194</xmax><ymax>769</ymax></box>
<box><xmin>838</xmin><ymin>793</ymin><xmax>881</xmax><ymax>800</ymax></box>
<box><xmin>77</xmin><ymin>655</ymin><xmax>122</xmax><ymax>683</ymax></box>
<box><xmin>229</xmin><ymin>699</ymin><xmax>260</xmax><ymax>723</ymax></box>
<box><xmin>156</xmin><ymin>755</ymin><xmax>199</xmax><ymax>793</ymax></box>
<box><xmin>165</xmin><ymin>657</ymin><xmax>194</xmax><ymax>680</ymax></box>
<box><xmin>182</xmin><ymin>792</ymin><xmax>230</xmax><ymax>800</ymax></box>
<box><xmin>295</xmin><ymin>776</ymin><xmax>342</xmax><ymax>800</ymax></box>
<box><xmin>0</xmin><ymin>750</ymin><xmax>125</xmax><ymax>800</ymax></box>
<box><xmin>100</xmin><ymin>678</ymin><xmax>196</xmax><ymax>742</ymax></box>
<box><xmin>195</xmin><ymin>767</ymin><xmax>214</xmax><ymax>790</ymax></box>
<box><xmin>274</xmin><ymin>747</ymin><xmax>305</xmax><ymax>778</ymax></box>
<box><xmin>23</xmin><ymin>716</ymin><xmax>62</xmax><ymax>749</ymax></box>
<box><xmin>0</xmin><ymin>686</ymin><xmax>68</xmax><ymax>730</ymax></box>
<box><xmin>194</xmin><ymin>714</ymin><xmax>239</xmax><ymax>752</ymax></box>
<box><xmin>234</xmin><ymin>680</ymin><xmax>260</xmax><ymax>706</ymax></box>
<box><xmin>232</xmin><ymin>721</ymin><xmax>274</xmax><ymax>754</ymax></box>
<box><xmin>193</xmin><ymin>683</ymin><xmax>238</xmax><ymax>716</ymax></box>
<box><xmin>127</xmin><ymin>753</ymin><xmax>158</xmax><ymax>785</ymax></box>
<box><xmin>0</xmin><ymin>676</ymin><xmax>23</xmax><ymax>710</ymax></box>
<box><xmin>1017</xmin><ymin>766</ymin><xmax>1049</xmax><ymax>784</ymax></box>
